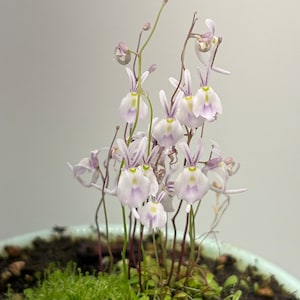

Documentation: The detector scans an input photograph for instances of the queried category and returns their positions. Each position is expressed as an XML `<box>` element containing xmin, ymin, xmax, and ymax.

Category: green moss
<box><xmin>5</xmin><ymin>259</ymin><xmax>250</xmax><ymax>300</ymax></box>
<box><xmin>11</xmin><ymin>263</ymin><xmax>139</xmax><ymax>300</ymax></box>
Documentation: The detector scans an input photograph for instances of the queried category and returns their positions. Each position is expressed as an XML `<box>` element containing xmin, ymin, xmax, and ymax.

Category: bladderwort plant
<box><xmin>68</xmin><ymin>0</ymin><xmax>246</xmax><ymax>296</ymax></box>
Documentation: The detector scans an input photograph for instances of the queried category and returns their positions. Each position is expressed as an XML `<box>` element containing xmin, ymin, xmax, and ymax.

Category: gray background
<box><xmin>1</xmin><ymin>0</ymin><xmax>300</xmax><ymax>280</ymax></box>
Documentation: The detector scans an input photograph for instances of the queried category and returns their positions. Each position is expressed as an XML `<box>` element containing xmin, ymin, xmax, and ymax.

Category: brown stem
<box><xmin>95</xmin><ymin>126</ymin><xmax>120</xmax><ymax>272</ymax></box>
<box><xmin>171</xmin><ymin>12</ymin><xmax>198</xmax><ymax>105</ymax></box>
<box><xmin>167</xmin><ymin>199</ymin><xmax>183</xmax><ymax>285</ymax></box>
<box><xmin>94</xmin><ymin>197</ymin><xmax>104</xmax><ymax>272</ymax></box>
<box><xmin>137</xmin><ymin>225</ymin><xmax>144</xmax><ymax>292</ymax></box>
<box><xmin>176</xmin><ymin>212</ymin><xmax>189</xmax><ymax>278</ymax></box>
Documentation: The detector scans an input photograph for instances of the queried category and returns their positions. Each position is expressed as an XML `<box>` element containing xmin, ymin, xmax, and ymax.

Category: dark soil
<box><xmin>0</xmin><ymin>227</ymin><xmax>298</xmax><ymax>300</ymax></box>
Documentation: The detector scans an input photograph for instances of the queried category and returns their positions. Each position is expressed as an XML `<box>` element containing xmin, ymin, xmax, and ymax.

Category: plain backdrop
<box><xmin>1</xmin><ymin>0</ymin><xmax>300</xmax><ymax>280</ymax></box>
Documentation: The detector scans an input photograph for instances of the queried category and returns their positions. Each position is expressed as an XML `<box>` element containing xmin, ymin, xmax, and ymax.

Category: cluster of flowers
<box><xmin>68</xmin><ymin>13</ymin><xmax>246</xmax><ymax>234</ymax></box>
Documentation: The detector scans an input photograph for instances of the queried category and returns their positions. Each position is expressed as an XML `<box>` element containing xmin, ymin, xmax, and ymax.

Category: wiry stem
<box><xmin>185</xmin><ymin>207</ymin><xmax>196</xmax><ymax>281</ymax></box>
<box><xmin>95</xmin><ymin>126</ymin><xmax>119</xmax><ymax>272</ymax></box>
<box><xmin>137</xmin><ymin>225</ymin><xmax>144</xmax><ymax>292</ymax></box>
<box><xmin>94</xmin><ymin>196</ymin><xmax>104</xmax><ymax>272</ymax></box>
<box><xmin>121</xmin><ymin>206</ymin><xmax>128</xmax><ymax>278</ymax></box>
<box><xmin>171</xmin><ymin>12</ymin><xmax>198</xmax><ymax>105</ymax></box>
<box><xmin>167</xmin><ymin>199</ymin><xmax>183</xmax><ymax>285</ymax></box>
<box><xmin>176</xmin><ymin>212</ymin><xmax>189</xmax><ymax>278</ymax></box>
<box><xmin>128</xmin><ymin>217</ymin><xmax>138</xmax><ymax>279</ymax></box>
<box><xmin>127</xmin><ymin>1</ymin><xmax>167</xmax><ymax>145</ymax></box>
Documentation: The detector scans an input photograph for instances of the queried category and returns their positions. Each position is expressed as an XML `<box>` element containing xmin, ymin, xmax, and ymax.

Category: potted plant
<box><xmin>1</xmin><ymin>0</ymin><xmax>300</xmax><ymax>299</ymax></box>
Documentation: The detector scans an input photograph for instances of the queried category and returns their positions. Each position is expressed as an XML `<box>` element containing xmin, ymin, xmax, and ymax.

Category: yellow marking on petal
<box><xmin>150</xmin><ymin>203</ymin><xmax>158</xmax><ymax>214</ymax></box>
<box><xmin>166</xmin><ymin>118</ymin><xmax>174</xmax><ymax>133</ymax></box>
<box><xmin>129</xmin><ymin>167</ymin><xmax>137</xmax><ymax>173</ymax></box>
<box><xmin>131</xmin><ymin>177</ymin><xmax>137</xmax><ymax>185</ymax></box>
<box><xmin>166</xmin><ymin>125</ymin><xmax>172</xmax><ymax>133</ymax></box>
<box><xmin>185</xmin><ymin>96</ymin><xmax>193</xmax><ymax>111</ymax></box>
<box><xmin>189</xmin><ymin>175</ymin><xmax>196</xmax><ymax>183</ymax></box>
<box><xmin>188</xmin><ymin>166</ymin><xmax>197</xmax><ymax>172</ymax></box>
<box><xmin>143</xmin><ymin>164</ymin><xmax>150</xmax><ymax>171</ymax></box>
<box><xmin>130</xmin><ymin>93</ymin><xmax>137</xmax><ymax>108</ymax></box>
<box><xmin>131</xmin><ymin>99</ymin><xmax>136</xmax><ymax>108</ymax></box>
<box><xmin>202</xmin><ymin>86</ymin><xmax>210</xmax><ymax>103</ymax></box>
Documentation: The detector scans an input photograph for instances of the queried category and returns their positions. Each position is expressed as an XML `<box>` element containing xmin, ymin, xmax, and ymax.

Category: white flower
<box><xmin>117</xmin><ymin>167</ymin><xmax>150</xmax><ymax>218</ymax></box>
<box><xmin>174</xmin><ymin>141</ymin><xmax>210</xmax><ymax>212</ymax></box>
<box><xmin>177</xmin><ymin>95</ymin><xmax>205</xmax><ymax>128</ymax></box>
<box><xmin>116</xmin><ymin>137</ymin><xmax>151</xmax><ymax>218</ymax></box>
<box><xmin>119</xmin><ymin>92</ymin><xmax>148</xmax><ymax>124</ymax></box>
<box><xmin>119</xmin><ymin>67</ymin><xmax>149</xmax><ymax>124</ymax></box>
<box><xmin>139</xmin><ymin>192</ymin><xmax>167</xmax><ymax>230</ymax></box>
<box><xmin>193</xmin><ymin>86</ymin><xmax>222</xmax><ymax>121</ymax></box>
<box><xmin>139</xmin><ymin>201</ymin><xmax>167</xmax><ymax>230</ymax></box>
<box><xmin>152</xmin><ymin>90</ymin><xmax>184</xmax><ymax>147</ymax></box>
<box><xmin>141</xmin><ymin>164</ymin><xmax>159</xmax><ymax>197</ymax></box>
<box><xmin>174</xmin><ymin>166</ymin><xmax>210</xmax><ymax>212</ymax></box>
<box><xmin>169</xmin><ymin>69</ymin><xmax>205</xmax><ymax>129</ymax></box>
<box><xmin>67</xmin><ymin>149</ymin><xmax>100</xmax><ymax>187</ymax></box>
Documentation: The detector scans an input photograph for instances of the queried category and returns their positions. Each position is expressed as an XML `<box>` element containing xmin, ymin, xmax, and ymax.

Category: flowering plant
<box><xmin>68</xmin><ymin>0</ymin><xmax>246</xmax><ymax>297</ymax></box>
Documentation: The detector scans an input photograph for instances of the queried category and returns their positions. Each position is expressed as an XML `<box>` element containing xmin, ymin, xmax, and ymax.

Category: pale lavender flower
<box><xmin>204</xmin><ymin>157</ymin><xmax>228</xmax><ymax>192</ymax></box>
<box><xmin>193</xmin><ymin>86</ymin><xmax>222</xmax><ymax>121</ymax></box>
<box><xmin>116</xmin><ymin>137</ymin><xmax>151</xmax><ymax>218</ymax></box>
<box><xmin>195</xmin><ymin>18</ymin><xmax>230</xmax><ymax>85</ymax></box>
<box><xmin>141</xmin><ymin>164</ymin><xmax>159</xmax><ymax>197</ymax></box>
<box><xmin>114</xmin><ymin>42</ymin><xmax>131</xmax><ymax>65</ymax></box>
<box><xmin>169</xmin><ymin>69</ymin><xmax>205</xmax><ymax>129</ymax></box>
<box><xmin>174</xmin><ymin>141</ymin><xmax>210</xmax><ymax>212</ymax></box>
<box><xmin>152</xmin><ymin>90</ymin><xmax>184</xmax><ymax>147</ymax></box>
<box><xmin>139</xmin><ymin>192</ymin><xmax>167</xmax><ymax>230</ymax></box>
<box><xmin>140</xmin><ymin>146</ymin><xmax>160</xmax><ymax>197</ymax></box>
<box><xmin>119</xmin><ymin>67</ymin><xmax>149</xmax><ymax>124</ymax></box>
<box><xmin>67</xmin><ymin>150</ymin><xmax>100</xmax><ymax>187</ymax></box>
<box><xmin>160</xmin><ymin>168</ymin><xmax>177</xmax><ymax>212</ymax></box>
<box><xmin>203</xmin><ymin>143</ymin><xmax>247</xmax><ymax>195</ymax></box>
<box><xmin>117</xmin><ymin>167</ymin><xmax>150</xmax><ymax>219</ymax></box>
<box><xmin>117</xmin><ymin>136</ymin><xmax>147</xmax><ymax>167</ymax></box>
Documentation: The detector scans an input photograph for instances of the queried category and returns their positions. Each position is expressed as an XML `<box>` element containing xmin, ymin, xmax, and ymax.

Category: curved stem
<box><xmin>171</xmin><ymin>12</ymin><xmax>198</xmax><ymax>104</ymax></box>
<box><xmin>127</xmin><ymin>1</ymin><xmax>167</xmax><ymax>144</ymax></box>
<box><xmin>139</xmin><ymin>2</ymin><xmax>167</xmax><ymax>55</ymax></box>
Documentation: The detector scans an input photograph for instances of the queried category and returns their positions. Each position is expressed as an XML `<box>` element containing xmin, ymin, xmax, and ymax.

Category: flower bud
<box><xmin>148</xmin><ymin>64</ymin><xmax>157</xmax><ymax>74</ymax></box>
<box><xmin>114</xmin><ymin>42</ymin><xmax>131</xmax><ymax>65</ymax></box>
<box><xmin>143</xmin><ymin>22</ymin><xmax>151</xmax><ymax>31</ymax></box>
